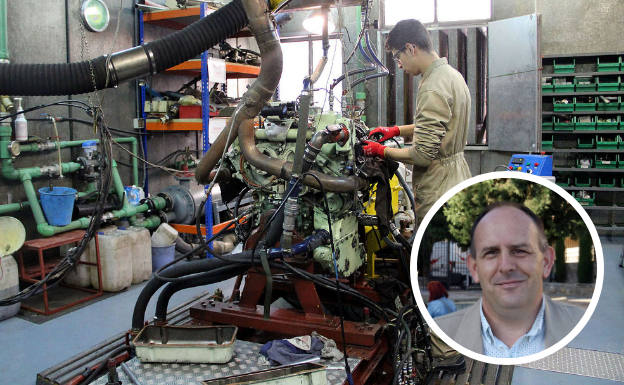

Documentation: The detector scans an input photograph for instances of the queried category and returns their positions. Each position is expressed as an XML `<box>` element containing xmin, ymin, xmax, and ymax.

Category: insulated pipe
<box><xmin>0</xmin><ymin>0</ymin><xmax>248</xmax><ymax>96</ymax></box>
<box><xmin>195</xmin><ymin>0</ymin><xmax>283</xmax><ymax>184</ymax></box>
<box><xmin>238</xmin><ymin>119</ymin><xmax>368</xmax><ymax>192</ymax></box>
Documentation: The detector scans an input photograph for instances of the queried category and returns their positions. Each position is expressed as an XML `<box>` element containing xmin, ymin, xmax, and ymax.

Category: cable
<box><xmin>301</xmin><ymin>171</ymin><xmax>353</xmax><ymax>385</ymax></box>
<box><xmin>0</xmin><ymin>100</ymin><xmax>92</xmax><ymax>121</ymax></box>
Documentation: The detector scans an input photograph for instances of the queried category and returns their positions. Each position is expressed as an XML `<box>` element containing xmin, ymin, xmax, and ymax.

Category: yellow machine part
<box><xmin>363</xmin><ymin>175</ymin><xmax>402</xmax><ymax>278</ymax></box>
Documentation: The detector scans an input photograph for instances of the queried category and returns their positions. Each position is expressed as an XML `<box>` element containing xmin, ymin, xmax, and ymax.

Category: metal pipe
<box><xmin>195</xmin><ymin>0</ymin><xmax>283</xmax><ymax>184</ymax></box>
<box><xmin>0</xmin><ymin>0</ymin><xmax>8</xmax><ymax>63</ymax></box>
<box><xmin>238</xmin><ymin>119</ymin><xmax>367</xmax><ymax>192</ymax></box>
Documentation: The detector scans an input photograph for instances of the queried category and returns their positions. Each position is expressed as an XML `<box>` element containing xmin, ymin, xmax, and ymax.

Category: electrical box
<box><xmin>507</xmin><ymin>154</ymin><xmax>553</xmax><ymax>176</ymax></box>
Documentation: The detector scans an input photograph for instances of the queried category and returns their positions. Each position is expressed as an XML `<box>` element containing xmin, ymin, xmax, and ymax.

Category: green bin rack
<box><xmin>575</xmin><ymin>76</ymin><xmax>596</xmax><ymax>92</ymax></box>
<box><xmin>597</xmin><ymin>96</ymin><xmax>620</xmax><ymax>111</ymax></box>
<box><xmin>575</xmin><ymin>191</ymin><xmax>595</xmax><ymax>206</ymax></box>
<box><xmin>596</xmin><ymin>154</ymin><xmax>618</xmax><ymax>168</ymax></box>
<box><xmin>554</xmin><ymin>117</ymin><xmax>574</xmax><ymax>131</ymax></box>
<box><xmin>597</xmin><ymin>75</ymin><xmax>620</xmax><ymax>92</ymax></box>
<box><xmin>597</xmin><ymin>56</ymin><xmax>621</xmax><ymax>72</ymax></box>
<box><xmin>556</xmin><ymin>177</ymin><xmax>570</xmax><ymax>187</ymax></box>
<box><xmin>574</xmin><ymin>176</ymin><xmax>592</xmax><ymax>187</ymax></box>
<box><xmin>597</xmin><ymin>116</ymin><xmax>619</xmax><ymax>130</ymax></box>
<box><xmin>553</xmin><ymin>98</ymin><xmax>574</xmax><ymax>112</ymax></box>
<box><xmin>554</xmin><ymin>58</ymin><xmax>575</xmax><ymax>73</ymax></box>
<box><xmin>577</xmin><ymin>137</ymin><xmax>595</xmax><ymax>148</ymax></box>
<box><xmin>598</xmin><ymin>177</ymin><xmax>616</xmax><ymax>187</ymax></box>
<box><xmin>575</xmin><ymin>97</ymin><xmax>596</xmax><ymax>111</ymax></box>
<box><xmin>574</xmin><ymin>116</ymin><xmax>596</xmax><ymax>131</ymax></box>
<box><xmin>596</xmin><ymin>135</ymin><xmax>620</xmax><ymax>149</ymax></box>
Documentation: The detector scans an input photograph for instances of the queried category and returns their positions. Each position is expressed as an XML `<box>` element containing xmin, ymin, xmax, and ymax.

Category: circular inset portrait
<box><xmin>410</xmin><ymin>172</ymin><xmax>603</xmax><ymax>365</ymax></box>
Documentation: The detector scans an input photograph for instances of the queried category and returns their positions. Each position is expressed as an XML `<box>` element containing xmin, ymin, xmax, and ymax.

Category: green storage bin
<box><xmin>542</xmin><ymin>117</ymin><xmax>554</xmax><ymax>130</ymax></box>
<box><xmin>596</xmin><ymin>135</ymin><xmax>620</xmax><ymax>149</ymax></box>
<box><xmin>575</xmin><ymin>76</ymin><xmax>596</xmax><ymax>92</ymax></box>
<box><xmin>554</xmin><ymin>58</ymin><xmax>575</xmax><ymax>73</ymax></box>
<box><xmin>575</xmin><ymin>97</ymin><xmax>596</xmax><ymax>111</ymax></box>
<box><xmin>554</xmin><ymin>117</ymin><xmax>574</xmax><ymax>131</ymax></box>
<box><xmin>554</xmin><ymin>83</ymin><xmax>575</xmax><ymax>93</ymax></box>
<box><xmin>556</xmin><ymin>177</ymin><xmax>570</xmax><ymax>187</ymax></box>
<box><xmin>575</xmin><ymin>191</ymin><xmax>595</xmax><ymax>206</ymax></box>
<box><xmin>542</xmin><ymin>84</ymin><xmax>554</xmax><ymax>93</ymax></box>
<box><xmin>597</xmin><ymin>116</ymin><xmax>620</xmax><ymax>130</ymax></box>
<box><xmin>598</xmin><ymin>177</ymin><xmax>616</xmax><ymax>187</ymax></box>
<box><xmin>597</xmin><ymin>76</ymin><xmax>620</xmax><ymax>92</ymax></box>
<box><xmin>574</xmin><ymin>116</ymin><xmax>596</xmax><ymax>131</ymax></box>
<box><xmin>597</xmin><ymin>96</ymin><xmax>620</xmax><ymax>111</ymax></box>
<box><xmin>574</xmin><ymin>176</ymin><xmax>592</xmax><ymax>187</ymax></box>
<box><xmin>577</xmin><ymin>137</ymin><xmax>595</xmax><ymax>148</ymax></box>
<box><xmin>553</xmin><ymin>98</ymin><xmax>574</xmax><ymax>112</ymax></box>
<box><xmin>596</xmin><ymin>154</ymin><xmax>618</xmax><ymax>168</ymax></box>
<box><xmin>542</xmin><ymin>135</ymin><xmax>553</xmax><ymax>150</ymax></box>
<box><xmin>597</xmin><ymin>57</ymin><xmax>620</xmax><ymax>72</ymax></box>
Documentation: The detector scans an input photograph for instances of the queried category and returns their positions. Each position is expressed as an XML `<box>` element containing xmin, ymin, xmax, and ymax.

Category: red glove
<box><xmin>362</xmin><ymin>140</ymin><xmax>387</xmax><ymax>158</ymax></box>
<box><xmin>368</xmin><ymin>126</ymin><xmax>400</xmax><ymax>142</ymax></box>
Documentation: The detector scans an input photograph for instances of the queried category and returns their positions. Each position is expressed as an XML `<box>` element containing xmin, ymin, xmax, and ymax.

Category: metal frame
<box><xmin>17</xmin><ymin>230</ymin><xmax>103</xmax><ymax>316</ymax></box>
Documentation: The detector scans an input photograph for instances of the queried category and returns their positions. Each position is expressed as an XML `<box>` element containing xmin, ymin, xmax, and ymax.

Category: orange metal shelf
<box><xmin>171</xmin><ymin>217</ymin><xmax>247</xmax><ymax>236</ymax></box>
<box><xmin>142</xmin><ymin>6</ymin><xmax>252</xmax><ymax>36</ymax></box>
<box><xmin>165</xmin><ymin>60</ymin><xmax>260</xmax><ymax>78</ymax></box>
<box><xmin>145</xmin><ymin>119</ymin><xmax>202</xmax><ymax>131</ymax></box>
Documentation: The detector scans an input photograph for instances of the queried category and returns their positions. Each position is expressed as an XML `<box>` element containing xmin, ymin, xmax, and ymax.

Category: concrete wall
<box><xmin>492</xmin><ymin>0</ymin><xmax>624</xmax><ymax>55</ymax></box>
<box><xmin>2</xmin><ymin>0</ymin><xmax>138</xmax><ymax>237</ymax></box>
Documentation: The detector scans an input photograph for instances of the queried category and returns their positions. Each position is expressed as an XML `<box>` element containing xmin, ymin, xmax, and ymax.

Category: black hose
<box><xmin>174</xmin><ymin>236</ymin><xmax>195</xmax><ymax>254</ymax></box>
<box><xmin>154</xmin><ymin>264</ymin><xmax>248</xmax><ymax>322</ymax></box>
<box><xmin>0</xmin><ymin>0</ymin><xmax>247</xmax><ymax>96</ymax></box>
<box><xmin>131</xmin><ymin>255</ymin><xmax>248</xmax><ymax>330</ymax></box>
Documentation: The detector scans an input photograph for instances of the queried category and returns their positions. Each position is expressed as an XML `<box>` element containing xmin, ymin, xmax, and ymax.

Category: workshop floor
<box><xmin>0</xmin><ymin>277</ymin><xmax>236</xmax><ymax>385</ymax></box>
<box><xmin>0</xmin><ymin>237</ymin><xmax>622</xmax><ymax>385</ymax></box>
<box><xmin>512</xmin><ymin>236</ymin><xmax>624</xmax><ymax>385</ymax></box>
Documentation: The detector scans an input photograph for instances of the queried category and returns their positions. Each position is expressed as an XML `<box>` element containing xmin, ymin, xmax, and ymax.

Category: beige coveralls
<box><xmin>408</xmin><ymin>58</ymin><xmax>472</xmax><ymax>221</ymax></box>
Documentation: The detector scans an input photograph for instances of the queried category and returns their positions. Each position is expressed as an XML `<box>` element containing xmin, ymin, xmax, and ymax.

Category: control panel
<box><xmin>507</xmin><ymin>154</ymin><xmax>553</xmax><ymax>176</ymax></box>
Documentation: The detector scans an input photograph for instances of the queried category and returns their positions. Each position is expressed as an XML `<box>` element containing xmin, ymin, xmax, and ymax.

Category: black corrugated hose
<box><xmin>0</xmin><ymin>0</ymin><xmax>247</xmax><ymax>96</ymax></box>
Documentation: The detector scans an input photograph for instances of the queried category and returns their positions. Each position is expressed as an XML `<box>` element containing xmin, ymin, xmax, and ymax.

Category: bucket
<box><xmin>151</xmin><ymin>245</ymin><xmax>175</xmax><ymax>272</ymax></box>
<box><xmin>151</xmin><ymin>223</ymin><xmax>178</xmax><ymax>247</ymax></box>
<box><xmin>38</xmin><ymin>187</ymin><xmax>77</xmax><ymax>226</ymax></box>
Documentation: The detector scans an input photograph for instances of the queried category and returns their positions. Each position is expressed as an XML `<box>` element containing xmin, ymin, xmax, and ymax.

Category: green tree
<box><xmin>554</xmin><ymin>237</ymin><xmax>567</xmax><ymax>282</ymax></box>
<box><xmin>577</xmin><ymin>227</ymin><xmax>594</xmax><ymax>283</ymax></box>
<box><xmin>417</xmin><ymin>208</ymin><xmax>451</xmax><ymax>277</ymax></box>
<box><xmin>443</xmin><ymin>178</ymin><xmax>583</xmax><ymax>250</ymax></box>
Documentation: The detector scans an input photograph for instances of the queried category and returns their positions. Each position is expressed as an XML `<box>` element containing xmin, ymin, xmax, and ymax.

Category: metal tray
<box><xmin>133</xmin><ymin>325</ymin><xmax>237</xmax><ymax>364</ymax></box>
<box><xmin>202</xmin><ymin>362</ymin><xmax>327</xmax><ymax>385</ymax></box>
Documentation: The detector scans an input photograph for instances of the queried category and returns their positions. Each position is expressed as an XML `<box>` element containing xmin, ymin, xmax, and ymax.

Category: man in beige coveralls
<box><xmin>363</xmin><ymin>19</ymin><xmax>472</xmax><ymax>223</ymax></box>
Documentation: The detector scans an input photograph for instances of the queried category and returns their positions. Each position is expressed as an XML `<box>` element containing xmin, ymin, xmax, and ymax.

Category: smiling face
<box><xmin>467</xmin><ymin>206</ymin><xmax>555</xmax><ymax>316</ymax></box>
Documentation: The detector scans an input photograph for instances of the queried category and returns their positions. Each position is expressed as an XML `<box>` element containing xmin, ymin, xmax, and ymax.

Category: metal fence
<box><xmin>428</xmin><ymin>240</ymin><xmax>471</xmax><ymax>289</ymax></box>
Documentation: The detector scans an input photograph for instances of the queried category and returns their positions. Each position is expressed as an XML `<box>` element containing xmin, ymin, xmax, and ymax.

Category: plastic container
<box><xmin>38</xmin><ymin>187</ymin><xmax>77</xmax><ymax>226</ymax></box>
<box><xmin>152</xmin><ymin>245</ymin><xmax>175</xmax><ymax>272</ymax></box>
<box><xmin>90</xmin><ymin>230</ymin><xmax>132</xmax><ymax>292</ymax></box>
<box><xmin>125</xmin><ymin>226</ymin><xmax>152</xmax><ymax>284</ymax></box>
<box><xmin>13</xmin><ymin>97</ymin><xmax>28</xmax><ymax>142</ymax></box>
<box><xmin>81</xmin><ymin>140</ymin><xmax>97</xmax><ymax>159</ymax></box>
<box><xmin>597</xmin><ymin>76</ymin><xmax>620</xmax><ymax>92</ymax></box>
<box><xmin>151</xmin><ymin>223</ymin><xmax>178</xmax><ymax>247</ymax></box>
<box><xmin>124</xmin><ymin>186</ymin><xmax>145</xmax><ymax>206</ymax></box>
<box><xmin>596</xmin><ymin>135</ymin><xmax>620</xmax><ymax>149</ymax></box>
<box><xmin>554</xmin><ymin>117</ymin><xmax>574</xmax><ymax>131</ymax></box>
<box><xmin>0</xmin><ymin>255</ymin><xmax>20</xmax><ymax>321</ymax></box>
<box><xmin>598</xmin><ymin>177</ymin><xmax>616</xmax><ymax>187</ymax></box>
<box><xmin>597</xmin><ymin>96</ymin><xmax>620</xmax><ymax>111</ymax></box>
<box><xmin>553</xmin><ymin>98</ymin><xmax>573</xmax><ymax>112</ymax></box>
<box><xmin>65</xmin><ymin>225</ymin><xmax>116</xmax><ymax>287</ymax></box>
<box><xmin>577</xmin><ymin>137</ymin><xmax>595</xmax><ymax>148</ymax></box>
<box><xmin>574</xmin><ymin>97</ymin><xmax>596</xmax><ymax>111</ymax></box>
<box><xmin>597</xmin><ymin>57</ymin><xmax>620</xmax><ymax>72</ymax></box>
<box><xmin>595</xmin><ymin>154</ymin><xmax>618</xmax><ymax>168</ymax></box>
<box><xmin>542</xmin><ymin>135</ymin><xmax>553</xmax><ymax>150</ymax></box>
<box><xmin>574</xmin><ymin>176</ymin><xmax>592</xmax><ymax>187</ymax></box>
<box><xmin>597</xmin><ymin>116</ymin><xmax>619</xmax><ymax>130</ymax></box>
<box><xmin>556</xmin><ymin>177</ymin><xmax>570</xmax><ymax>187</ymax></box>
<box><xmin>542</xmin><ymin>117</ymin><xmax>554</xmax><ymax>130</ymax></box>
<box><xmin>575</xmin><ymin>76</ymin><xmax>596</xmax><ymax>92</ymax></box>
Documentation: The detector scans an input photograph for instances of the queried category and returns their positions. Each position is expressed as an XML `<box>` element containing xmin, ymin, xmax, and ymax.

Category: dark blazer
<box><xmin>433</xmin><ymin>296</ymin><xmax>586</xmax><ymax>354</ymax></box>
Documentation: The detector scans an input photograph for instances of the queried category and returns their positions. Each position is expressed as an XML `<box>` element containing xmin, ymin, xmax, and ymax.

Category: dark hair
<box><xmin>385</xmin><ymin>19</ymin><xmax>433</xmax><ymax>52</ymax></box>
<box><xmin>469</xmin><ymin>202</ymin><xmax>548</xmax><ymax>257</ymax></box>
<box><xmin>427</xmin><ymin>281</ymin><xmax>448</xmax><ymax>302</ymax></box>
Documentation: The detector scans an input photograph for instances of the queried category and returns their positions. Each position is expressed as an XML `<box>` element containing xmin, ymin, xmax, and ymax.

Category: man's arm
<box><xmin>398</xmin><ymin>124</ymin><xmax>415</xmax><ymax>138</ymax></box>
<box><xmin>385</xmin><ymin>90</ymin><xmax>452</xmax><ymax>166</ymax></box>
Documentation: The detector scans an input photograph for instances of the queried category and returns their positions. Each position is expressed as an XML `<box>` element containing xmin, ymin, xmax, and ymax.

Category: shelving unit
<box><xmin>137</xmin><ymin>5</ymin><xmax>261</xmax><ymax>242</ymax></box>
<box><xmin>542</xmin><ymin>53</ymin><xmax>624</xmax><ymax>231</ymax></box>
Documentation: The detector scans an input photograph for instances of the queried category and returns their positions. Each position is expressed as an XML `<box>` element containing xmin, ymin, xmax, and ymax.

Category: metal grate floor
<box><xmin>92</xmin><ymin>340</ymin><xmax>360</xmax><ymax>385</ymax></box>
<box><xmin>520</xmin><ymin>347</ymin><xmax>624</xmax><ymax>382</ymax></box>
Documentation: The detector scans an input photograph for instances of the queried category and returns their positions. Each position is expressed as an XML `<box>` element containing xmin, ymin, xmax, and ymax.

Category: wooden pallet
<box><xmin>427</xmin><ymin>358</ymin><xmax>514</xmax><ymax>385</ymax></box>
